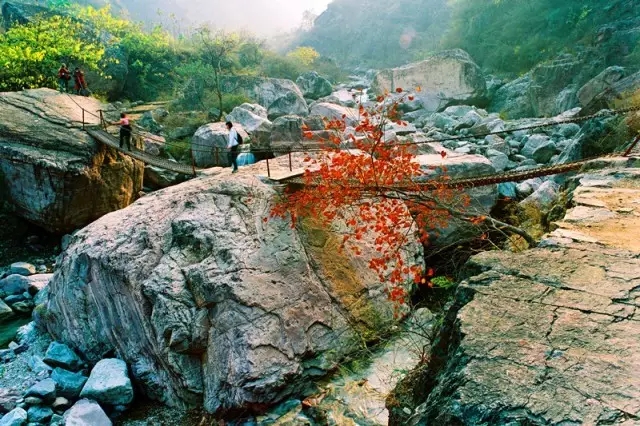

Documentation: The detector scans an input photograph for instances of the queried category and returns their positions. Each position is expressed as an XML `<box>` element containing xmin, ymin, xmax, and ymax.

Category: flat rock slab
<box><xmin>409</xmin><ymin>166</ymin><xmax>640</xmax><ymax>425</ymax></box>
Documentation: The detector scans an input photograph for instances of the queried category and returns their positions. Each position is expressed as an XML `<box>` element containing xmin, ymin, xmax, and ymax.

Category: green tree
<box><xmin>445</xmin><ymin>0</ymin><xmax>640</xmax><ymax>74</ymax></box>
<box><xmin>0</xmin><ymin>15</ymin><xmax>104</xmax><ymax>91</ymax></box>
<box><xmin>286</xmin><ymin>46</ymin><xmax>320</xmax><ymax>67</ymax></box>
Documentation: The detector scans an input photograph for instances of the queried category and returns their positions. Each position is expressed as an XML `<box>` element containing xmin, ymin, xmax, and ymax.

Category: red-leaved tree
<box><xmin>271</xmin><ymin>89</ymin><xmax>532</xmax><ymax>308</ymax></box>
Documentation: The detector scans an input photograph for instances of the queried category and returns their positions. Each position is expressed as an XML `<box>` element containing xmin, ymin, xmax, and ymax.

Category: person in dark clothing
<box><xmin>226</xmin><ymin>121</ymin><xmax>239</xmax><ymax>173</ymax></box>
<box><xmin>113</xmin><ymin>113</ymin><xmax>132</xmax><ymax>150</ymax></box>
<box><xmin>73</xmin><ymin>67</ymin><xmax>86</xmax><ymax>95</ymax></box>
<box><xmin>57</xmin><ymin>64</ymin><xmax>71</xmax><ymax>93</ymax></box>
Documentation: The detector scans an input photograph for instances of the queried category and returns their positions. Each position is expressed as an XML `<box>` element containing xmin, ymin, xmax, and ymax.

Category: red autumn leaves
<box><xmin>270</xmin><ymin>89</ymin><xmax>465</xmax><ymax>310</ymax></box>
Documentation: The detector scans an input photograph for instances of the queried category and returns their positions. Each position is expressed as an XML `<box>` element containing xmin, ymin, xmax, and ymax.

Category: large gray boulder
<box><xmin>528</xmin><ymin>56</ymin><xmax>582</xmax><ymax>116</ymax></box>
<box><xmin>581</xmin><ymin>69</ymin><xmax>640</xmax><ymax>115</ymax></box>
<box><xmin>63</xmin><ymin>399</ymin><xmax>111</xmax><ymax>426</ymax></box>
<box><xmin>80</xmin><ymin>359</ymin><xmax>133</xmax><ymax>406</ymax></box>
<box><xmin>372</xmin><ymin>49</ymin><xmax>487</xmax><ymax>112</ymax></box>
<box><xmin>490</xmin><ymin>75</ymin><xmax>535</xmax><ymax>119</ymax></box>
<box><xmin>521</xmin><ymin>135</ymin><xmax>558</xmax><ymax>163</ymax></box>
<box><xmin>191</xmin><ymin>122</ymin><xmax>249</xmax><ymax>168</ymax></box>
<box><xmin>9</xmin><ymin>262</ymin><xmax>35</xmax><ymax>276</ymax></box>
<box><xmin>577</xmin><ymin>66</ymin><xmax>626</xmax><ymax>107</ymax></box>
<box><xmin>309</xmin><ymin>103</ymin><xmax>360</xmax><ymax>126</ymax></box>
<box><xmin>220</xmin><ymin>77</ymin><xmax>308</xmax><ymax>120</ymax></box>
<box><xmin>42</xmin><ymin>160</ymin><xmax>422</xmax><ymax>414</ymax></box>
<box><xmin>296</xmin><ymin>72</ymin><xmax>333</xmax><ymax>100</ymax></box>
<box><xmin>0</xmin><ymin>89</ymin><xmax>143</xmax><ymax>234</ymax></box>
<box><xmin>225</xmin><ymin>105</ymin><xmax>272</xmax><ymax>149</ymax></box>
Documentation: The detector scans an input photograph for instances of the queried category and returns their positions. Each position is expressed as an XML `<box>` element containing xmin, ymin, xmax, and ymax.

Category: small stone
<box><xmin>0</xmin><ymin>275</ymin><xmax>29</xmax><ymax>298</ymax></box>
<box><xmin>11</xmin><ymin>343</ymin><xmax>28</xmax><ymax>356</ymax></box>
<box><xmin>9</xmin><ymin>302</ymin><xmax>32</xmax><ymax>314</ymax></box>
<box><xmin>27</xmin><ymin>356</ymin><xmax>52</xmax><ymax>375</ymax></box>
<box><xmin>63</xmin><ymin>399</ymin><xmax>112</xmax><ymax>426</ymax></box>
<box><xmin>0</xmin><ymin>388</ymin><xmax>21</xmax><ymax>414</ymax></box>
<box><xmin>51</xmin><ymin>397</ymin><xmax>71</xmax><ymax>413</ymax></box>
<box><xmin>9</xmin><ymin>263</ymin><xmax>36</xmax><ymax>276</ymax></box>
<box><xmin>4</xmin><ymin>295</ymin><xmax>26</xmax><ymax>306</ymax></box>
<box><xmin>51</xmin><ymin>368</ymin><xmax>87</xmax><ymax>399</ymax></box>
<box><xmin>0</xmin><ymin>300</ymin><xmax>13</xmax><ymax>322</ymax></box>
<box><xmin>0</xmin><ymin>407</ymin><xmax>28</xmax><ymax>426</ymax></box>
<box><xmin>403</xmin><ymin>407</ymin><xmax>412</xmax><ymax>415</ymax></box>
<box><xmin>49</xmin><ymin>414</ymin><xmax>63</xmax><ymax>426</ymax></box>
<box><xmin>26</xmin><ymin>405</ymin><xmax>53</xmax><ymax>423</ymax></box>
<box><xmin>43</xmin><ymin>343</ymin><xmax>82</xmax><ymax>371</ymax></box>
<box><xmin>25</xmin><ymin>379</ymin><xmax>56</xmax><ymax>404</ymax></box>
<box><xmin>22</xmin><ymin>397</ymin><xmax>42</xmax><ymax>406</ymax></box>
<box><xmin>0</xmin><ymin>350</ymin><xmax>16</xmax><ymax>363</ymax></box>
<box><xmin>80</xmin><ymin>359</ymin><xmax>133</xmax><ymax>406</ymax></box>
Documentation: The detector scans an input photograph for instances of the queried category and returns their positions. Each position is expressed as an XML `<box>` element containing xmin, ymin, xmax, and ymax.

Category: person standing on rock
<box><xmin>57</xmin><ymin>64</ymin><xmax>71</xmax><ymax>93</ymax></box>
<box><xmin>73</xmin><ymin>67</ymin><xmax>87</xmax><ymax>95</ymax></box>
<box><xmin>113</xmin><ymin>113</ymin><xmax>132</xmax><ymax>151</ymax></box>
<box><xmin>226</xmin><ymin>121</ymin><xmax>239</xmax><ymax>173</ymax></box>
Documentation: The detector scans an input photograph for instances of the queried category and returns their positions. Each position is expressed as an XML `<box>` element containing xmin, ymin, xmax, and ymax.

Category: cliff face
<box><xmin>0</xmin><ymin>88</ymin><xmax>143</xmax><ymax>234</ymax></box>
<box><xmin>392</xmin><ymin>157</ymin><xmax>640</xmax><ymax>425</ymax></box>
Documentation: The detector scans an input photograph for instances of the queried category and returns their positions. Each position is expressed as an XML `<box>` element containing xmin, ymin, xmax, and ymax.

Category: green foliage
<box><xmin>260</xmin><ymin>53</ymin><xmax>305</xmax><ymax>81</ymax></box>
<box><xmin>72</xmin><ymin>6</ymin><xmax>180</xmax><ymax>100</ymax></box>
<box><xmin>445</xmin><ymin>0</ymin><xmax>640</xmax><ymax>73</ymax></box>
<box><xmin>0</xmin><ymin>15</ymin><xmax>104</xmax><ymax>91</ymax></box>
<box><xmin>165</xmin><ymin>139</ymin><xmax>191</xmax><ymax>161</ymax></box>
<box><xmin>286</xmin><ymin>46</ymin><xmax>320</xmax><ymax>67</ymax></box>
<box><xmin>429</xmin><ymin>276</ymin><xmax>456</xmax><ymax>290</ymax></box>
<box><xmin>0</xmin><ymin>3</ymin><xmax>349</xmax><ymax>105</ymax></box>
<box><xmin>220</xmin><ymin>93</ymin><xmax>251</xmax><ymax>113</ymax></box>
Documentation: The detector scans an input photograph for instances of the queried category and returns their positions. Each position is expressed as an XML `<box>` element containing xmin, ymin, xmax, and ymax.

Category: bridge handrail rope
<box><xmin>66</xmin><ymin>92</ymin><xmax>640</xmax><ymax>184</ymax></box>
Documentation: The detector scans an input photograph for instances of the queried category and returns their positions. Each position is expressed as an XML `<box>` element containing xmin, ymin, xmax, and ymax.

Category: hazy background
<box><xmin>120</xmin><ymin>0</ymin><xmax>332</xmax><ymax>35</ymax></box>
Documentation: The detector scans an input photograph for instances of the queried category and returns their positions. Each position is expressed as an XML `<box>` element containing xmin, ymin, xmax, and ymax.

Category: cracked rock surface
<box><xmin>42</xmin><ymin>155</ymin><xmax>422</xmax><ymax>415</ymax></box>
<box><xmin>0</xmin><ymin>88</ymin><xmax>143</xmax><ymax>233</ymax></box>
<box><xmin>406</xmin><ymin>162</ymin><xmax>640</xmax><ymax>425</ymax></box>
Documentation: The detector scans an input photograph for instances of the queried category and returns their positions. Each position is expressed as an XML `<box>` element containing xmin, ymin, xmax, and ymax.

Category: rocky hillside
<box><xmin>295</xmin><ymin>0</ymin><xmax>640</xmax><ymax>75</ymax></box>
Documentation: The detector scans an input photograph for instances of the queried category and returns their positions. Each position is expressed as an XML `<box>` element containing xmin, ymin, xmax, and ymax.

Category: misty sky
<box><xmin>171</xmin><ymin>0</ymin><xmax>332</xmax><ymax>34</ymax></box>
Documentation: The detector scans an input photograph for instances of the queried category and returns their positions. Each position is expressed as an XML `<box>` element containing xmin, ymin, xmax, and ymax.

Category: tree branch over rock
<box><xmin>270</xmin><ymin>90</ymin><xmax>536</xmax><ymax>308</ymax></box>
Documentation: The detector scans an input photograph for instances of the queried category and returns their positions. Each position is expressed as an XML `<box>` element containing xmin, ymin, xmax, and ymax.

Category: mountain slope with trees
<box><xmin>295</xmin><ymin>0</ymin><xmax>451</xmax><ymax>68</ymax></box>
<box><xmin>293</xmin><ymin>0</ymin><xmax>640</xmax><ymax>75</ymax></box>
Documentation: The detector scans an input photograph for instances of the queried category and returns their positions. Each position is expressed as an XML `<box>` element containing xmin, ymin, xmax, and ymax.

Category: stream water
<box><xmin>0</xmin><ymin>316</ymin><xmax>32</xmax><ymax>348</ymax></box>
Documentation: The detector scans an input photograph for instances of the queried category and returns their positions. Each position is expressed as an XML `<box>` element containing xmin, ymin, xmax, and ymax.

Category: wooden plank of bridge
<box><xmin>87</xmin><ymin>129</ymin><xmax>195</xmax><ymax>176</ymax></box>
<box><xmin>260</xmin><ymin>168</ymin><xmax>306</xmax><ymax>182</ymax></box>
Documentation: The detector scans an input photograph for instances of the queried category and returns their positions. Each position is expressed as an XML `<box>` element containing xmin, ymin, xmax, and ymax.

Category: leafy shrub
<box><xmin>0</xmin><ymin>15</ymin><xmax>105</xmax><ymax>91</ymax></box>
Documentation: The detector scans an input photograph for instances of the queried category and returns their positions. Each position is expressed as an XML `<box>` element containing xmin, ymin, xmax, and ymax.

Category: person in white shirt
<box><xmin>226</xmin><ymin>121</ymin><xmax>239</xmax><ymax>173</ymax></box>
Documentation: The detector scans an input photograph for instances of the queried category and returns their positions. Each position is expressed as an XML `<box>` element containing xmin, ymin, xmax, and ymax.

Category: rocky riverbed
<box><xmin>1</xmin><ymin>43</ymin><xmax>640</xmax><ymax>425</ymax></box>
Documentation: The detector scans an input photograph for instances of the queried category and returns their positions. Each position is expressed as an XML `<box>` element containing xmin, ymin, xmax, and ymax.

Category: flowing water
<box><xmin>0</xmin><ymin>316</ymin><xmax>32</xmax><ymax>348</ymax></box>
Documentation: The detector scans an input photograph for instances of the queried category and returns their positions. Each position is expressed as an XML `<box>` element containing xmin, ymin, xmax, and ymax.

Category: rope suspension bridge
<box><xmin>70</xmin><ymin>94</ymin><xmax>640</xmax><ymax>189</ymax></box>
